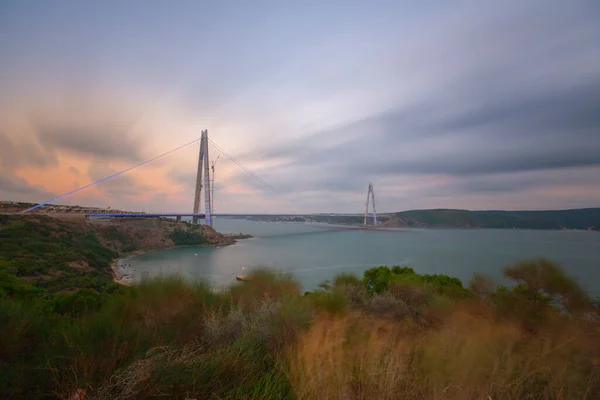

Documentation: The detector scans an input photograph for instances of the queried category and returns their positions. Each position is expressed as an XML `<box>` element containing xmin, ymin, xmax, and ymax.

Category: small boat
<box><xmin>236</xmin><ymin>275</ymin><xmax>249</xmax><ymax>282</ymax></box>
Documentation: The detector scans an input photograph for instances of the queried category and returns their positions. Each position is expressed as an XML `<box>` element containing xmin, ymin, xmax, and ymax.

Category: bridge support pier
<box><xmin>176</xmin><ymin>215</ymin><xmax>181</xmax><ymax>222</ymax></box>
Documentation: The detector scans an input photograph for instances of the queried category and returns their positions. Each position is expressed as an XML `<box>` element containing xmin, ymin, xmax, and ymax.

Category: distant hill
<box><xmin>390</xmin><ymin>208</ymin><xmax>600</xmax><ymax>230</ymax></box>
<box><xmin>239</xmin><ymin>208</ymin><xmax>600</xmax><ymax>230</ymax></box>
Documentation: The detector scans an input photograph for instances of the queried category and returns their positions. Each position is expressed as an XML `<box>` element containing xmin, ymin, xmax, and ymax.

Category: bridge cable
<box><xmin>208</xmin><ymin>140</ymin><xmax>304</xmax><ymax>214</ymax></box>
<box><xmin>208</xmin><ymin>139</ymin><xmax>274</xmax><ymax>191</ymax></box>
<box><xmin>22</xmin><ymin>137</ymin><xmax>201</xmax><ymax>213</ymax></box>
<box><xmin>147</xmin><ymin>146</ymin><xmax>198</xmax><ymax>213</ymax></box>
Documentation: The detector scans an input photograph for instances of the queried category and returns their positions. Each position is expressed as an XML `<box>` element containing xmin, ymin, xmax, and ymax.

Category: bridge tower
<box><xmin>192</xmin><ymin>130</ymin><xmax>212</xmax><ymax>225</ymax></box>
<box><xmin>364</xmin><ymin>182</ymin><xmax>377</xmax><ymax>226</ymax></box>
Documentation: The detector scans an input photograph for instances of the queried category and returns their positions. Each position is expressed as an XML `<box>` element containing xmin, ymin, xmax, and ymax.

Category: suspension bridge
<box><xmin>19</xmin><ymin>129</ymin><xmax>379</xmax><ymax>226</ymax></box>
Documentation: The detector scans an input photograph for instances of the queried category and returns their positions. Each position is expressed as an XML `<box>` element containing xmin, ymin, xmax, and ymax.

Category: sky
<box><xmin>1</xmin><ymin>0</ymin><xmax>599</xmax><ymax>213</ymax></box>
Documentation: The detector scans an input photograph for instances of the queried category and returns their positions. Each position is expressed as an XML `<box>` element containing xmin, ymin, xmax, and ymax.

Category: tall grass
<box><xmin>1</xmin><ymin>260</ymin><xmax>599</xmax><ymax>399</ymax></box>
<box><xmin>290</xmin><ymin>309</ymin><xmax>598</xmax><ymax>399</ymax></box>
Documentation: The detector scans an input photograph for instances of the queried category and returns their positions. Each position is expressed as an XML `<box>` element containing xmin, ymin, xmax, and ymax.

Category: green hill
<box><xmin>393</xmin><ymin>208</ymin><xmax>600</xmax><ymax>230</ymax></box>
<box><xmin>237</xmin><ymin>208</ymin><xmax>600</xmax><ymax>230</ymax></box>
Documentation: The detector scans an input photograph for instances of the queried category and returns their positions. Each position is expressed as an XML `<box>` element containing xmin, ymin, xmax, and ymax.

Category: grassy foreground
<box><xmin>2</xmin><ymin>259</ymin><xmax>599</xmax><ymax>399</ymax></box>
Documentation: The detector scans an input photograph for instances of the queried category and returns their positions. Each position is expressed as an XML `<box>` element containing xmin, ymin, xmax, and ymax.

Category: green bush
<box><xmin>333</xmin><ymin>272</ymin><xmax>362</xmax><ymax>287</ymax></box>
<box><xmin>362</xmin><ymin>265</ymin><xmax>466</xmax><ymax>296</ymax></box>
<box><xmin>362</xmin><ymin>266</ymin><xmax>394</xmax><ymax>293</ymax></box>
<box><xmin>0</xmin><ymin>271</ymin><xmax>40</xmax><ymax>299</ymax></box>
<box><xmin>169</xmin><ymin>228</ymin><xmax>207</xmax><ymax>245</ymax></box>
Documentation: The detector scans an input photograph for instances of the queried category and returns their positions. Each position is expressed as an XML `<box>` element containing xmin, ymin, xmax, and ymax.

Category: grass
<box><xmin>1</xmin><ymin>261</ymin><xmax>599</xmax><ymax>399</ymax></box>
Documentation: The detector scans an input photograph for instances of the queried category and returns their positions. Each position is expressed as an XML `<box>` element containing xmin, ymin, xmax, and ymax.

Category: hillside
<box><xmin>387</xmin><ymin>208</ymin><xmax>600</xmax><ymax>230</ymax></box>
<box><xmin>241</xmin><ymin>208</ymin><xmax>600</xmax><ymax>230</ymax></box>
<box><xmin>0</xmin><ymin>215</ymin><xmax>234</xmax><ymax>295</ymax></box>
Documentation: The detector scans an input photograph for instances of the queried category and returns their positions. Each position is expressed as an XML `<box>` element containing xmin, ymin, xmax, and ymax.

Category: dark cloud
<box><xmin>421</xmin><ymin>168</ymin><xmax>600</xmax><ymax>198</ymax></box>
<box><xmin>36</xmin><ymin>124</ymin><xmax>144</xmax><ymax>162</ymax></box>
<box><xmin>0</xmin><ymin>132</ymin><xmax>58</xmax><ymax>170</ymax></box>
<box><xmin>0</xmin><ymin>174</ymin><xmax>54</xmax><ymax>201</ymax></box>
<box><xmin>229</xmin><ymin>1</ymin><xmax>600</xmax><ymax>210</ymax></box>
<box><xmin>435</xmin><ymin>81</ymin><xmax>600</xmax><ymax>142</ymax></box>
<box><xmin>68</xmin><ymin>166</ymin><xmax>79</xmax><ymax>175</ymax></box>
<box><xmin>240</xmin><ymin>74</ymin><xmax>600</xmax><ymax>196</ymax></box>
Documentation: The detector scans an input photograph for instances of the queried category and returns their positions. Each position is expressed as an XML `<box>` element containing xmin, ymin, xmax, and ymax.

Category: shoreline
<box><xmin>110</xmin><ymin>237</ymin><xmax>252</xmax><ymax>285</ymax></box>
<box><xmin>249</xmin><ymin>219</ymin><xmax>599</xmax><ymax>231</ymax></box>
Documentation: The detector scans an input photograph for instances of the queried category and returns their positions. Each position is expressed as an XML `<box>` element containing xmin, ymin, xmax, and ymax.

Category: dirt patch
<box><xmin>201</xmin><ymin>225</ymin><xmax>236</xmax><ymax>245</ymax></box>
<box><xmin>67</xmin><ymin>260</ymin><xmax>91</xmax><ymax>270</ymax></box>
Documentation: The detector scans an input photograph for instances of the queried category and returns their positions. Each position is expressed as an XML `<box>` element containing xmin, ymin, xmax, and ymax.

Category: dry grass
<box><xmin>289</xmin><ymin>307</ymin><xmax>600</xmax><ymax>400</ymax></box>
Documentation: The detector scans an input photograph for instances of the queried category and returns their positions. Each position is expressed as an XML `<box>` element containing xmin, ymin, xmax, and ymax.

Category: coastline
<box><xmin>111</xmin><ymin>251</ymin><xmax>146</xmax><ymax>285</ymax></box>
<box><xmin>109</xmin><ymin>237</ymin><xmax>253</xmax><ymax>285</ymax></box>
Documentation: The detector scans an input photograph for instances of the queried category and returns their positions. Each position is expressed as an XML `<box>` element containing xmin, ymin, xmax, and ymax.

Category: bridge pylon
<box><xmin>192</xmin><ymin>130</ymin><xmax>212</xmax><ymax>225</ymax></box>
<box><xmin>364</xmin><ymin>182</ymin><xmax>377</xmax><ymax>226</ymax></box>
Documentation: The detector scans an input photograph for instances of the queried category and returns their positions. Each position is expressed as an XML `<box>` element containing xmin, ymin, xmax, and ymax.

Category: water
<box><xmin>126</xmin><ymin>219</ymin><xmax>600</xmax><ymax>295</ymax></box>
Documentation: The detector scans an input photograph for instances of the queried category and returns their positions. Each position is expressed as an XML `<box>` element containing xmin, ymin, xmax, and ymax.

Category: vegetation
<box><xmin>0</xmin><ymin>215</ymin><xmax>218</xmax><ymax>297</ymax></box>
<box><xmin>394</xmin><ymin>208</ymin><xmax>600</xmax><ymax>230</ymax></box>
<box><xmin>0</xmin><ymin>215</ymin><xmax>120</xmax><ymax>294</ymax></box>
<box><xmin>241</xmin><ymin>208</ymin><xmax>600</xmax><ymax>230</ymax></box>
<box><xmin>2</xmin><ymin>258</ymin><xmax>599</xmax><ymax>399</ymax></box>
<box><xmin>169</xmin><ymin>227</ymin><xmax>208</xmax><ymax>245</ymax></box>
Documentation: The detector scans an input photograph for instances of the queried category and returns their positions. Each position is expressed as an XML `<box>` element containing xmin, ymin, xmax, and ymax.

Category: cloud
<box><xmin>229</xmin><ymin>1</ymin><xmax>600</xmax><ymax>212</ymax></box>
<box><xmin>36</xmin><ymin>123</ymin><xmax>145</xmax><ymax>162</ymax></box>
<box><xmin>68</xmin><ymin>166</ymin><xmax>80</xmax><ymax>175</ymax></box>
<box><xmin>0</xmin><ymin>174</ymin><xmax>55</xmax><ymax>202</ymax></box>
<box><xmin>87</xmin><ymin>162</ymin><xmax>152</xmax><ymax>196</ymax></box>
<box><xmin>167</xmin><ymin>169</ymin><xmax>197</xmax><ymax>191</ymax></box>
<box><xmin>1</xmin><ymin>0</ymin><xmax>600</xmax><ymax>212</ymax></box>
<box><xmin>244</xmin><ymin>74</ymin><xmax>600</xmax><ymax>183</ymax></box>
<box><xmin>0</xmin><ymin>131</ymin><xmax>57</xmax><ymax>170</ymax></box>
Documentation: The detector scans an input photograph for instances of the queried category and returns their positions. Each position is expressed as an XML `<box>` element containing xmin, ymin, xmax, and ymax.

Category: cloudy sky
<box><xmin>1</xmin><ymin>0</ymin><xmax>599</xmax><ymax>213</ymax></box>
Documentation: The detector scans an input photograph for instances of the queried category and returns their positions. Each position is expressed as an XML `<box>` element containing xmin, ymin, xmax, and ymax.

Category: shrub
<box><xmin>503</xmin><ymin>258</ymin><xmax>591</xmax><ymax>315</ymax></box>
<box><xmin>2</xmin><ymin>258</ymin><xmax>599</xmax><ymax>399</ymax></box>
<box><xmin>333</xmin><ymin>272</ymin><xmax>362</xmax><ymax>287</ymax></box>
<box><xmin>362</xmin><ymin>266</ymin><xmax>394</xmax><ymax>293</ymax></box>
<box><xmin>229</xmin><ymin>269</ymin><xmax>300</xmax><ymax>310</ymax></box>
<box><xmin>307</xmin><ymin>291</ymin><xmax>347</xmax><ymax>315</ymax></box>
<box><xmin>362</xmin><ymin>265</ymin><xmax>467</xmax><ymax>297</ymax></box>
<box><xmin>169</xmin><ymin>228</ymin><xmax>207</xmax><ymax>245</ymax></box>
<box><xmin>363</xmin><ymin>292</ymin><xmax>409</xmax><ymax>320</ymax></box>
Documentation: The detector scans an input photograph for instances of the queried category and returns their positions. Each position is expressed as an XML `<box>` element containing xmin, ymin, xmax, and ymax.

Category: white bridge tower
<box><xmin>192</xmin><ymin>130</ymin><xmax>212</xmax><ymax>225</ymax></box>
<box><xmin>364</xmin><ymin>181</ymin><xmax>377</xmax><ymax>226</ymax></box>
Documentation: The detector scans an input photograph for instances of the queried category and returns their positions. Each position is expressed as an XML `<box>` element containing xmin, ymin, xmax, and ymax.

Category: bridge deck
<box><xmin>86</xmin><ymin>213</ymin><xmax>205</xmax><ymax>218</ymax></box>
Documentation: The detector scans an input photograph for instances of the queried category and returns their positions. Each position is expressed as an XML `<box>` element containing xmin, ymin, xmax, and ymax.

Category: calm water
<box><xmin>125</xmin><ymin>219</ymin><xmax>600</xmax><ymax>295</ymax></box>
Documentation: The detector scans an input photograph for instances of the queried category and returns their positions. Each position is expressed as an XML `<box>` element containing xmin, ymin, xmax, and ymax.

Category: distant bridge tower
<box><xmin>364</xmin><ymin>182</ymin><xmax>377</xmax><ymax>226</ymax></box>
<box><xmin>192</xmin><ymin>130</ymin><xmax>212</xmax><ymax>225</ymax></box>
